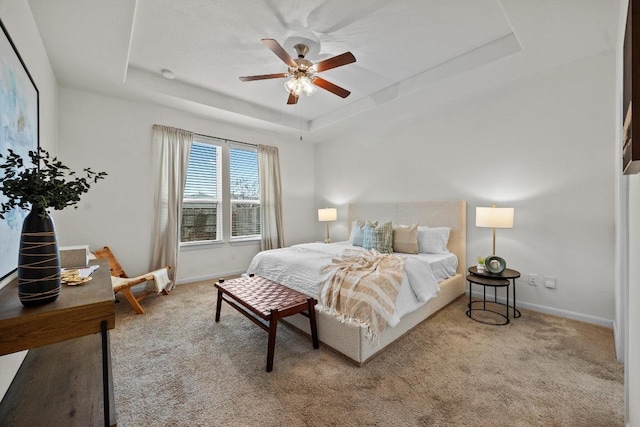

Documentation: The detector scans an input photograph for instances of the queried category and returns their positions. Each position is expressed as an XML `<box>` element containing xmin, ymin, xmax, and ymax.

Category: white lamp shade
<box><xmin>318</xmin><ymin>208</ymin><xmax>337</xmax><ymax>222</ymax></box>
<box><xmin>475</xmin><ymin>207</ymin><xmax>514</xmax><ymax>228</ymax></box>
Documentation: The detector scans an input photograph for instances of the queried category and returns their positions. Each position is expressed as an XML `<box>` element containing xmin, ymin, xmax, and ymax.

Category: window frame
<box><xmin>180</xmin><ymin>136</ymin><xmax>261</xmax><ymax>248</ymax></box>
<box><xmin>180</xmin><ymin>139</ymin><xmax>222</xmax><ymax>245</ymax></box>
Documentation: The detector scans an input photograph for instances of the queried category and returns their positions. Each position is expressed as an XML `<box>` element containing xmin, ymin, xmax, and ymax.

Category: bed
<box><xmin>247</xmin><ymin>200</ymin><xmax>467</xmax><ymax>365</ymax></box>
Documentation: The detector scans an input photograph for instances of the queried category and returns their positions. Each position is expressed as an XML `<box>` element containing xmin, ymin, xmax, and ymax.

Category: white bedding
<box><xmin>246</xmin><ymin>241</ymin><xmax>458</xmax><ymax>326</ymax></box>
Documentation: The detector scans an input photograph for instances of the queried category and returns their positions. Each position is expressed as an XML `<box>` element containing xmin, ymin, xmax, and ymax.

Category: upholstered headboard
<box><xmin>348</xmin><ymin>201</ymin><xmax>467</xmax><ymax>275</ymax></box>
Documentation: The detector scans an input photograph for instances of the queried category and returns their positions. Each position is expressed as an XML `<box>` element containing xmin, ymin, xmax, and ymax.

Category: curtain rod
<box><xmin>194</xmin><ymin>132</ymin><xmax>257</xmax><ymax>148</ymax></box>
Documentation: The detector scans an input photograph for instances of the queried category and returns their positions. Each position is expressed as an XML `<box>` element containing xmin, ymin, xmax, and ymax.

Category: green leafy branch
<box><xmin>0</xmin><ymin>148</ymin><xmax>107</xmax><ymax>219</ymax></box>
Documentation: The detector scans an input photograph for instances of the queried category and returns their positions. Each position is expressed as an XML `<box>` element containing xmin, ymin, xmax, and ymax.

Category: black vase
<box><xmin>17</xmin><ymin>209</ymin><xmax>61</xmax><ymax>306</ymax></box>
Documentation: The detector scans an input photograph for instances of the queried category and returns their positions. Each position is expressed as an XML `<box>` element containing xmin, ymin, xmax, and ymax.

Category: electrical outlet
<box><xmin>544</xmin><ymin>277</ymin><xmax>556</xmax><ymax>289</ymax></box>
<box><xmin>528</xmin><ymin>274</ymin><xmax>538</xmax><ymax>286</ymax></box>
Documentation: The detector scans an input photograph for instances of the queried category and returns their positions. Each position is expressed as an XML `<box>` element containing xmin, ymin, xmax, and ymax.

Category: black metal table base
<box><xmin>466</xmin><ymin>275</ymin><xmax>514</xmax><ymax>326</ymax></box>
<box><xmin>510</xmin><ymin>278</ymin><xmax>521</xmax><ymax>318</ymax></box>
<box><xmin>466</xmin><ymin>267</ymin><xmax>521</xmax><ymax>325</ymax></box>
<box><xmin>512</xmin><ymin>305</ymin><xmax>522</xmax><ymax>318</ymax></box>
<box><xmin>101</xmin><ymin>319</ymin><xmax>110</xmax><ymax>427</ymax></box>
<box><xmin>467</xmin><ymin>300</ymin><xmax>511</xmax><ymax>325</ymax></box>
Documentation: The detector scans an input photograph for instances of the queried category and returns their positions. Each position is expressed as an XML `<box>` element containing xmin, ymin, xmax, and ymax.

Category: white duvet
<box><xmin>246</xmin><ymin>241</ymin><xmax>458</xmax><ymax>326</ymax></box>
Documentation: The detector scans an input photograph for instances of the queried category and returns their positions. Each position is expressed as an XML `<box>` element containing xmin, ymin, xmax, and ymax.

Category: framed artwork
<box><xmin>0</xmin><ymin>18</ymin><xmax>39</xmax><ymax>283</ymax></box>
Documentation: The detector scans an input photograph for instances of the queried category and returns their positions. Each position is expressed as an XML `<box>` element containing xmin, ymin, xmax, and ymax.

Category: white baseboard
<box><xmin>613</xmin><ymin>320</ymin><xmax>624</xmax><ymax>362</ymax></box>
<box><xmin>176</xmin><ymin>269</ymin><xmax>246</xmax><ymax>285</ymax></box>
<box><xmin>467</xmin><ymin>290</ymin><xmax>613</xmax><ymax>328</ymax></box>
<box><xmin>172</xmin><ymin>279</ymin><xmax>615</xmax><ymax>329</ymax></box>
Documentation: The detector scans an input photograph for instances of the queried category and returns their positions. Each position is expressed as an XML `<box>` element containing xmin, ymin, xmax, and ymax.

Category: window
<box><xmin>182</xmin><ymin>143</ymin><xmax>220</xmax><ymax>242</ymax></box>
<box><xmin>230</xmin><ymin>147</ymin><xmax>260</xmax><ymax>238</ymax></box>
<box><xmin>181</xmin><ymin>137</ymin><xmax>260</xmax><ymax>244</ymax></box>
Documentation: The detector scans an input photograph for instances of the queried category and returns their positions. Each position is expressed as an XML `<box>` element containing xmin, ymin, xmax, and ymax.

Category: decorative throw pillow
<box><xmin>392</xmin><ymin>224</ymin><xmax>419</xmax><ymax>254</ymax></box>
<box><xmin>350</xmin><ymin>220</ymin><xmax>377</xmax><ymax>247</ymax></box>
<box><xmin>417</xmin><ymin>226</ymin><xmax>451</xmax><ymax>254</ymax></box>
<box><xmin>362</xmin><ymin>221</ymin><xmax>393</xmax><ymax>253</ymax></box>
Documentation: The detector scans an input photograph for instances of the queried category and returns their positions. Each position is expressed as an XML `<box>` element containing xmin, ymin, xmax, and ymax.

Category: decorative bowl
<box><xmin>484</xmin><ymin>255</ymin><xmax>506</xmax><ymax>274</ymax></box>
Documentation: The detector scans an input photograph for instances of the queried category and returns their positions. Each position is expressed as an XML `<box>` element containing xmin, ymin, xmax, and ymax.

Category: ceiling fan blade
<box><xmin>313</xmin><ymin>77</ymin><xmax>351</xmax><ymax>98</ymax></box>
<box><xmin>287</xmin><ymin>92</ymin><xmax>299</xmax><ymax>105</ymax></box>
<box><xmin>239</xmin><ymin>73</ymin><xmax>288</xmax><ymax>82</ymax></box>
<box><xmin>313</xmin><ymin>52</ymin><xmax>356</xmax><ymax>73</ymax></box>
<box><xmin>261</xmin><ymin>38</ymin><xmax>297</xmax><ymax>68</ymax></box>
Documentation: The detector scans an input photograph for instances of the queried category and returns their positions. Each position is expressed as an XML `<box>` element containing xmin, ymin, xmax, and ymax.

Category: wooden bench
<box><xmin>214</xmin><ymin>274</ymin><xmax>319</xmax><ymax>372</ymax></box>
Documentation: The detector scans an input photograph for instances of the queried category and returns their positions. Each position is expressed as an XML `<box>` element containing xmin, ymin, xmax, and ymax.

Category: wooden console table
<box><xmin>0</xmin><ymin>259</ymin><xmax>116</xmax><ymax>426</ymax></box>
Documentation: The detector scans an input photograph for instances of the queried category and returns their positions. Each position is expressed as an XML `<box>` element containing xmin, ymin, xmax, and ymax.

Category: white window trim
<box><xmin>180</xmin><ymin>136</ymin><xmax>260</xmax><ymax>248</ymax></box>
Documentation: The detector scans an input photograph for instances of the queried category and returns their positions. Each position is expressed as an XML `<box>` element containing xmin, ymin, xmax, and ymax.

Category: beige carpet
<box><xmin>110</xmin><ymin>280</ymin><xmax>624</xmax><ymax>426</ymax></box>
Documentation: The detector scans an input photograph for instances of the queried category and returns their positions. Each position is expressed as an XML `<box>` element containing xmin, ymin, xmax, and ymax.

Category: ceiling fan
<box><xmin>239</xmin><ymin>38</ymin><xmax>356</xmax><ymax>105</ymax></box>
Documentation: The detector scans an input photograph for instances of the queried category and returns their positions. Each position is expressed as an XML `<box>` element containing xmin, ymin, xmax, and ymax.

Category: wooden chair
<box><xmin>93</xmin><ymin>246</ymin><xmax>171</xmax><ymax>314</ymax></box>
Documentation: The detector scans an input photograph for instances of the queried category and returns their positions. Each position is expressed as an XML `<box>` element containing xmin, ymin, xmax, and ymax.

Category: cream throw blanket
<box><xmin>319</xmin><ymin>249</ymin><xmax>406</xmax><ymax>341</ymax></box>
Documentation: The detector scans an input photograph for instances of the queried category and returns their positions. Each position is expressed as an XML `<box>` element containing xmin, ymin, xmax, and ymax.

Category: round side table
<box><xmin>468</xmin><ymin>266</ymin><xmax>521</xmax><ymax>319</ymax></box>
<box><xmin>466</xmin><ymin>274</ymin><xmax>511</xmax><ymax>325</ymax></box>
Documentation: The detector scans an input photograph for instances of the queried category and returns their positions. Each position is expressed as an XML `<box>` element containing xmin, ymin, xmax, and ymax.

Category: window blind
<box><xmin>230</xmin><ymin>147</ymin><xmax>259</xmax><ymax>201</ymax></box>
<box><xmin>184</xmin><ymin>142</ymin><xmax>218</xmax><ymax>200</ymax></box>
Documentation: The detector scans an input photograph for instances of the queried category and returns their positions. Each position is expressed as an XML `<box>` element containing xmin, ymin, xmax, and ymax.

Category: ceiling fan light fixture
<box><xmin>243</xmin><ymin>38</ymin><xmax>355</xmax><ymax>104</ymax></box>
<box><xmin>299</xmin><ymin>76</ymin><xmax>317</xmax><ymax>96</ymax></box>
<box><xmin>284</xmin><ymin>77</ymin><xmax>298</xmax><ymax>93</ymax></box>
<box><xmin>284</xmin><ymin>75</ymin><xmax>317</xmax><ymax>97</ymax></box>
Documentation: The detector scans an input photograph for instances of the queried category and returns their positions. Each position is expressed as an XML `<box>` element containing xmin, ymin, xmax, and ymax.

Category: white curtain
<box><xmin>258</xmin><ymin>145</ymin><xmax>285</xmax><ymax>250</ymax></box>
<box><xmin>151</xmin><ymin>125</ymin><xmax>193</xmax><ymax>288</ymax></box>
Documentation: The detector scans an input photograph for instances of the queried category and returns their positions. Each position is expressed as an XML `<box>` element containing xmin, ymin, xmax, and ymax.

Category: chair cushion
<box><xmin>110</xmin><ymin>274</ymin><xmax>153</xmax><ymax>293</ymax></box>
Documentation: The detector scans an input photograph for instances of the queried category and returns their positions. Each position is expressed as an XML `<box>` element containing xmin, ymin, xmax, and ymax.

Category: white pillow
<box><xmin>417</xmin><ymin>226</ymin><xmax>450</xmax><ymax>254</ymax></box>
<box><xmin>349</xmin><ymin>220</ymin><xmax>377</xmax><ymax>247</ymax></box>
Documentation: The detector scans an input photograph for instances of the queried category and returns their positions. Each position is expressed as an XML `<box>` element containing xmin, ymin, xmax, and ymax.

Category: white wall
<box><xmin>0</xmin><ymin>0</ymin><xmax>58</xmax><ymax>403</ymax></box>
<box><xmin>0</xmin><ymin>0</ymin><xmax>628</xmax><ymax>417</ymax></box>
<box><xmin>315</xmin><ymin>50</ymin><xmax>616</xmax><ymax>324</ymax></box>
<box><xmin>55</xmin><ymin>87</ymin><xmax>316</xmax><ymax>282</ymax></box>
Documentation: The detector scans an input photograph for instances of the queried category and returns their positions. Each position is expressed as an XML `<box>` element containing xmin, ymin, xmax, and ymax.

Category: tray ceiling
<box><xmin>27</xmin><ymin>0</ymin><xmax>620</xmax><ymax>142</ymax></box>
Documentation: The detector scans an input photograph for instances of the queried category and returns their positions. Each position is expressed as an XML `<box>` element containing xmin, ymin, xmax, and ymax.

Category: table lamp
<box><xmin>475</xmin><ymin>204</ymin><xmax>514</xmax><ymax>256</ymax></box>
<box><xmin>318</xmin><ymin>208</ymin><xmax>337</xmax><ymax>243</ymax></box>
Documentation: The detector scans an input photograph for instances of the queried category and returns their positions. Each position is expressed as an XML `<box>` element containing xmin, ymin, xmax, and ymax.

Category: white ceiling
<box><xmin>27</xmin><ymin>0</ymin><xmax>620</xmax><ymax>142</ymax></box>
